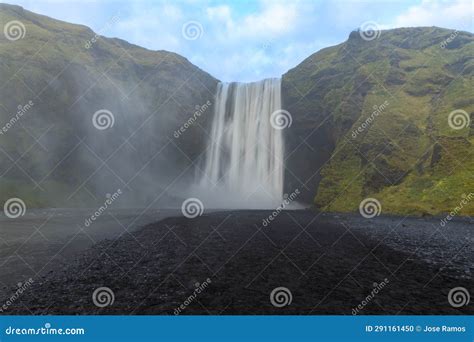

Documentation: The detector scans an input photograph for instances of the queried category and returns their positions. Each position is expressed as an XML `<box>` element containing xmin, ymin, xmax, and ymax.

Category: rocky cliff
<box><xmin>283</xmin><ymin>27</ymin><xmax>473</xmax><ymax>215</ymax></box>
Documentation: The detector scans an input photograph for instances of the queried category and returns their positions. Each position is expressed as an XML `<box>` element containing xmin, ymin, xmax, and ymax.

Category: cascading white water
<box><xmin>198</xmin><ymin>78</ymin><xmax>284</xmax><ymax>208</ymax></box>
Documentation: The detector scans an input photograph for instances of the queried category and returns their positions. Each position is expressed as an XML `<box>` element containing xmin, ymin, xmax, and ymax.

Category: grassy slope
<box><xmin>284</xmin><ymin>27</ymin><xmax>473</xmax><ymax>216</ymax></box>
<box><xmin>0</xmin><ymin>4</ymin><xmax>217</xmax><ymax>207</ymax></box>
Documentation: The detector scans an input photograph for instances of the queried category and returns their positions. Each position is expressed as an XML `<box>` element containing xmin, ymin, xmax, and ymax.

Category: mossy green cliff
<box><xmin>282</xmin><ymin>27</ymin><xmax>473</xmax><ymax>216</ymax></box>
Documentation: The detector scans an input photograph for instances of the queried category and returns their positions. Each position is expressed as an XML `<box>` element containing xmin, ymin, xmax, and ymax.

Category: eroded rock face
<box><xmin>282</xmin><ymin>27</ymin><xmax>474</xmax><ymax>215</ymax></box>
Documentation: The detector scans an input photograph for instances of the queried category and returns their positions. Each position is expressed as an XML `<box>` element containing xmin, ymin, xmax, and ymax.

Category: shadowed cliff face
<box><xmin>282</xmin><ymin>27</ymin><xmax>474</xmax><ymax>215</ymax></box>
<box><xmin>0</xmin><ymin>4</ymin><xmax>218</xmax><ymax>207</ymax></box>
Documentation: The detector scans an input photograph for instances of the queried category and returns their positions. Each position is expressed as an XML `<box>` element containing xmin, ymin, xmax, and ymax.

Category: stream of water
<box><xmin>199</xmin><ymin>79</ymin><xmax>284</xmax><ymax>208</ymax></box>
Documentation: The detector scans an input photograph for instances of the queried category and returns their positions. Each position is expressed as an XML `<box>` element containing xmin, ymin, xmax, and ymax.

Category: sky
<box><xmin>2</xmin><ymin>0</ymin><xmax>473</xmax><ymax>82</ymax></box>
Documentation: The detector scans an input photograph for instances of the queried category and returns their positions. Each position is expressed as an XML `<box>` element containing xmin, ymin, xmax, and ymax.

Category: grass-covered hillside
<box><xmin>283</xmin><ymin>27</ymin><xmax>473</xmax><ymax>216</ymax></box>
<box><xmin>0</xmin><ymin>4</ymin><xmax>217</xmax><ymax>207</ymax></box>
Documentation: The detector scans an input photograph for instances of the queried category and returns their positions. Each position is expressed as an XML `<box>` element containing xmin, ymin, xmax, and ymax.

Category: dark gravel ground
<box><xmin>3</xmin><ymin>210</ymin><xmax>473</xmax><ymax>315</ymax></box>
<box><xmin>334</xmin><ymin>213</ymin><xmax>473</xmax><ymax>280</ymax></box>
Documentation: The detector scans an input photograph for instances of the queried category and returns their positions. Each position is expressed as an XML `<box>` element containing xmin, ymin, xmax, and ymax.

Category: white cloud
<box><xmin>205</xmin><ymin>1</ymin><xmax>300</xmax><ymax>42</ymax></box>
<box><xmin>10</xmin><ymin>0</ymin><xmax>472</xmax><ymax>82</ymax></box>
<box><xmin>393</xmin><ymin>0</ymin><xmax>472</xmax><ymax>31</ymax></box>
<box><xmin>206</xmin><ymin>5</ymin><xmax>232</xmax><ymax>22</ymax></box>
<box><xmin>113</xmin><ymin>3</ymin><xmax>184</xmax><ymax>52</ymax></box>
<box><xmin>239</xmin><ymin>2</ymin><xmax>299</xmax><ymax>37</ymax></box>
<box><xmin>196</xmin><ymin>0</ymin><xmax>308</xmax><ymax>80</ymax></box>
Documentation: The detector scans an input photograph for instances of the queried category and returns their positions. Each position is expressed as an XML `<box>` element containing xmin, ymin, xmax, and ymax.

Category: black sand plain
<box><xmin>4</xmin><ymin>210</ymin><xmax>473</xmax><ymax>315</ymax></box>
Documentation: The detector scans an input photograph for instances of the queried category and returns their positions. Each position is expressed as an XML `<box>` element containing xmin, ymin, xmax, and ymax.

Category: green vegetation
<box><xmin>0</xmin><ymin>4</ymin><xmax>217</xmax><ymax>207</ymax></box>
<box><xmin>284</xmin><ymin>27</ymin><xmax>473</xmax><ymax>216</ymax></box>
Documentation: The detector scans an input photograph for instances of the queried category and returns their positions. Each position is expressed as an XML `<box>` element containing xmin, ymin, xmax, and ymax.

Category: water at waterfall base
<box><xmin>192</xmin><ymin>78</ymin><xmax>287</xmax><ymax>209</ymax></box>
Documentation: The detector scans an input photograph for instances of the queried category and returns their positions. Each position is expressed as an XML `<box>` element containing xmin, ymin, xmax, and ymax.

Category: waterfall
<box><xmin>198</xmin><ymin>78</ymin><xmax>284</xmax><ymax>208</ymax></box>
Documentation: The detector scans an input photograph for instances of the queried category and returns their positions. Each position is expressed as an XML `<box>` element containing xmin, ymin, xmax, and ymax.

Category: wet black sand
<box><xmin>4</xmin><ymin>210</ymin><xmax>473</xmax><ymax>315</ymax></box>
